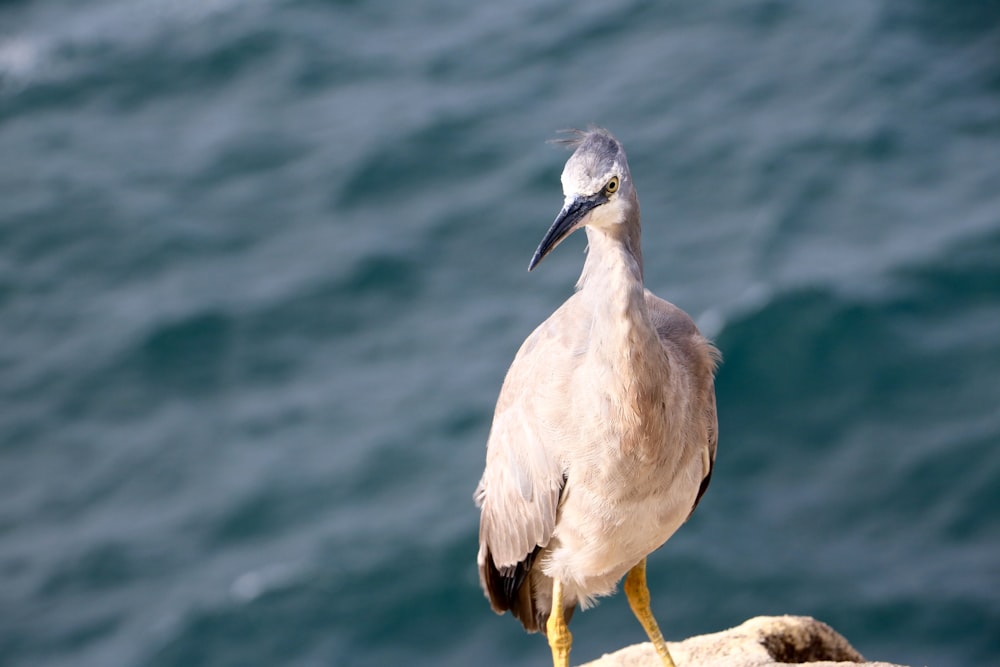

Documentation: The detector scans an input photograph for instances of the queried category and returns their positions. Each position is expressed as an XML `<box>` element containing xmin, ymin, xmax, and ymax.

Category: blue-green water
<box><xmin>2</xmin><ymin>2</ymin><xmax>998</xmax><ymax>666</ymax></box>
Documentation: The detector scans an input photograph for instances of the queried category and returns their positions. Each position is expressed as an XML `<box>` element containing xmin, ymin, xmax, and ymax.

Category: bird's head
<box><xmin>529</xmin><ymin>127</ymin><xmax>637</xmax><ymax>271</ymax></box>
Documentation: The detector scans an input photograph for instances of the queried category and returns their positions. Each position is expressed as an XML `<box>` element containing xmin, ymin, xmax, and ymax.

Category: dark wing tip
<box><xmin>687</xmin><ymin>461</ymin><xmax>714</xmax><ymax>521</ymax></box>
<box><xmin>480</xmin><ymin>545</ymin><xmax>542</xmax><ymax>633</ymax></box>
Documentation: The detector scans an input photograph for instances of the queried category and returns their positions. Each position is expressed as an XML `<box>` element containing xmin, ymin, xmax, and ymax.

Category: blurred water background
<box><xmin>2</xmin><ymin>1</ymin><xmax>999</xmax><ymax>666</ymax></box>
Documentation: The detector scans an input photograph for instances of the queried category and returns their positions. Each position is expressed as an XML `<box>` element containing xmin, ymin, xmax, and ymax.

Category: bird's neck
<box><xmin>577</xmin><ymin>223</ymin><xmax>645</xmax><ymax>300</ymax></box>
<box><xmin>576</xmin><ymin>224</ymin><xmax>668</xmax><ymax>455</ymax></box>
<box><xmin>576</xmin><ymin>224</ymin><xmax>659</xmax><ymax>356</ymax></box>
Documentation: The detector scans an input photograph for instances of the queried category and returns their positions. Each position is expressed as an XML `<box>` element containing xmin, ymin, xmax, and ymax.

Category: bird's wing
<box><xmin>475</xmin><ymin>314</ymin><xmax>571</xmax><ymax>571</ymax></box>
<box><xmin>690</xmin><ymin>383</ymin><xmax>718</xmax><ymax>517</ymax></box>
<box><xmin>644</xmin><ymin>292</ymin><xmax>720</xmax><ymax>518</ymax></box>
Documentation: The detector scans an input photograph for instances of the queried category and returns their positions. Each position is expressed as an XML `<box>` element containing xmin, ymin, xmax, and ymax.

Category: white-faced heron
<box><xmin>475</xmin><ymin>128</ymin><xmax>719</xmax><ymax>667</ymax></box>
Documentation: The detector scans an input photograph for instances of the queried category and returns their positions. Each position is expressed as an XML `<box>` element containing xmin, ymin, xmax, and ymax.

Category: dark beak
<box><xmin>528</xmin><ymin>193</ymin><xmax>606</xmax><ymax>271</ymax></box>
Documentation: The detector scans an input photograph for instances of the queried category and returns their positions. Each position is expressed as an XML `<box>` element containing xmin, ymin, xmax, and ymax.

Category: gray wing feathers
<box><xmin>645</xmin><ymin>291</ymin><xmax>720</xmax><ymax>518</ymax></box>
<box><xmin>476</xmin><ymin>320</ymin><xmax>563</xmax><ymax>569</ymax></box>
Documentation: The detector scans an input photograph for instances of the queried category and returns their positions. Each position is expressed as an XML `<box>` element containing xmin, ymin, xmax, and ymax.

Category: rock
<box><xmin>579</xmin><ymin>615</ymin><xmax>908</xmax><ymax>667</ymax></box>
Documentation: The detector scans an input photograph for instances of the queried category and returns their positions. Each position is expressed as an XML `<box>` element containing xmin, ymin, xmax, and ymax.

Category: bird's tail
<box><xmin>479</xmin><ymin>545</ymin><xmax>576</xmax><ymax>634</ymax></box>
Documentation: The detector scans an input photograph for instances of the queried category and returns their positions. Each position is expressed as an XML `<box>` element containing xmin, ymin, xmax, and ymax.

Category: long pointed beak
<box><xmin>528</xmin><ymin>193</ymin><xmax>606</xmax><ymax>271</ymax></box>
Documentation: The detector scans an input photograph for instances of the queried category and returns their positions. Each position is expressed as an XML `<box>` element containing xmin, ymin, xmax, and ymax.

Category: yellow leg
<box><xmin>546</xmin><ymin>578</ymin><xmax>572</xmax><ymax>667</ymax></box>
<box><xmin>624</xmin><ymin>559</ymin><xmax>676</xmax><ymax>667</ymax></box>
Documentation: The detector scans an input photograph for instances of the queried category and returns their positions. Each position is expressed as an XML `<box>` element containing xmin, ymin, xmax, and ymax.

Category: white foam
<box><xmin>230</xmin><ymin>561</ymin><xmax>301</xmax><ymax>603</ymax></box>
<box><xmin>0</xmin><ymin>35</ymin><xmax>44</xmax><ymax>86</ymax></box>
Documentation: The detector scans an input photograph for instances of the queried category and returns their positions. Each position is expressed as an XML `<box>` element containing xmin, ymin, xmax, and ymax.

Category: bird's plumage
<box><xmin>475</xmin><ymin>127</ymin><xmax>719</xmax><ymax>640</ymax></box>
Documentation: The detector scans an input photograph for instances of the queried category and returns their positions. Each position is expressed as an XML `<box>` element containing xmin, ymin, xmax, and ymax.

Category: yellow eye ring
<box><xmin>604</xmin><ymin>176</ymin><xmax>620</xmax><ymax>195</ymax></box>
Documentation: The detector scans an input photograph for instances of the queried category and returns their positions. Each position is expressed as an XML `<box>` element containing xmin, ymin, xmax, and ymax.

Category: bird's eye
<box><xmin>604</xmin><ymin>176</ymin><xmax>620</xmax><ymax>195</ymax></box>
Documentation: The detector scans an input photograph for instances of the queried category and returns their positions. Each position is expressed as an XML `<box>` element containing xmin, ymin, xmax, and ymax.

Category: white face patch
<box><xmin>562</xmin><ymin>151</ymin><xmax>628</xmax><ymax>197</ymax></box>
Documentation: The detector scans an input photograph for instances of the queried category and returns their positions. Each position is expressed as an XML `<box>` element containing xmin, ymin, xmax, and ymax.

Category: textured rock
<box><xmin>579</xmin><ymin>615</ymin><xmax>908</xmax><ymax>667</ymax></box>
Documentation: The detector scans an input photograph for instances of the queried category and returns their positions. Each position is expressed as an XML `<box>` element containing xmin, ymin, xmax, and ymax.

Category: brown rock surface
<box><xmin>579</xmin><ymin>616</ymin><xmax>908</xmax><ymax>667</ymax></box>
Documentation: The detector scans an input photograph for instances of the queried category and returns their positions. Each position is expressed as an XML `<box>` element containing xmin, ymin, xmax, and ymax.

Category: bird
<box><xmin>474</xmin><ymin>127</ymin><xmax>719</xmax><ymax>667</ymax></box>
